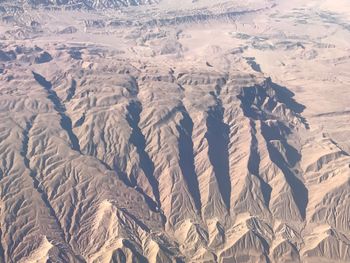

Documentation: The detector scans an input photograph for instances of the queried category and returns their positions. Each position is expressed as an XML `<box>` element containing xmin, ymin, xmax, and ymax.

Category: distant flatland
<box><xmin>0</xmin><ymin>0</ymin><xmax>349</xmax><ymax>262</ymax></box>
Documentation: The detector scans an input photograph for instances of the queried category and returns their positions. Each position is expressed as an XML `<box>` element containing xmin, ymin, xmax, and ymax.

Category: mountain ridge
<box><xmin>0</xmin><ymin>0</ymin><xmax>349</xmax><ymax>262</ymax></box>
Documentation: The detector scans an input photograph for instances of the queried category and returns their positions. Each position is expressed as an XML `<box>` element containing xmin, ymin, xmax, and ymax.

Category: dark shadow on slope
<box><xmin>126</xmin><ymin>101</ymin><xmax>160</xmax><ymax>211</ymax></box>
<box><xmin>32</xmin><ymin>71</ymin><xmax>81</xmax><ymax>152</ymax></box>
<box><xmin>111</xmin><ymin>241</ymin><xmax>148</xmax><ymax>263</ymax></box>
<box><xmin>60</xmin><ymin>115</ymin><xmax>81</xmax><ymax>152</ymax></box>
<box><xmin>237</xmin><ymin>84</ymin><xmax>269</xmax><ymax>120</ymax></box>
<box><xmin>268</xmin><ymin>79</ymin><xmax>309</xmax><ymax>128</ymax></box>
<box><xmin>245</xmin><ymin>57</ymin><xmax>262</xmax><ymax>73</ymax></box>
<box><xmin>113</xmin><ymin>157</ymin><xmax>132</xmax><ymax>186</ymax></box>
<box><xmin>248</xmin><ymin>120</ymin><xmax>272</xmax><ymax>207</ymax></box>
<box><xmin>256</xmin><ymin>234</ymin><xmax>271</xmax><ymax>263</ymax></box>
<box><xmin>66</xmin><ymin>79</ymin><xmax>77</xmax><ymax>102</ymax></box>
<box><xmin>113</xmin><ymin>160</ymin><xmax>160</xmax><ymax>215</ymax></box>
<box><xmin>0</xmin><ymin>229</ymin><xmax>5</xmax><ymax>263</ymax></box>
<box><xmin>20</xmin><ymin>116</ymin><xmax>80</xmax><ymax>260</ymax></box>
<box><xmin>176</xmin><ymin>108</ymin><xmax>202</xmax><ymax>213</ymax></box>
<box><xmin>68</xmin><ymin>49</ymin><xmax>82</xmax><ymax>60</ymax></box>
<box><xmin>119</xmin><ymin>208</ymin><xmax>150</xmax><ymax>232</ymax></box>
<box><xmin>154</xmin><ymin>105</ymin><xmax>184</xmax><ymax>127</ymax></box>
<box><xmin>261</xmin><ymin>122</ymin><xmax>301</xmax><ymax>167</ymax></box>
<box><xmin>237</xmin><ymin>79</ymin><xmax>308</xmax><ymax>220</ymax></box>
<box><xmin>205</xmin><ymin>92</ymin><xmax>231</xmax><ymax>210</ymax></box>
<box><xmin>268</xmin><ymin>79</ymin><xmax>305</xmax><ymax>114</ymax></box>
<box><xmin>34</xmin><ymin>51</ymin><xmax>52</xmax><ymax>64</ymax></box>
<box><xmin>122</xmin><ymin>240</ymin><xmax>148</xmax><ymax>263</ymax></box>
<box><xmin>52</xmin><ymin>251</ymin><xmax>86</xmax><ymax>263</ymax></box>
<box><xmin>238</xmin><ymin>79</ymin><xmax>309</xmax><ymax>128</ymax></box>
<box><xmin>111</xmin><ymin>249</ymin><xmax>127</xmax><ymax>263</ymax></box>
<box><xmin>176</xmin><ymin>258</ymin><xmax>186</xmax><ymax>263</ymax></box>
<box><xmin>261</xmin><ymin>123</ymin><xmax>308</xmax><ymax>219</ymax></box>
<box><xmin>329</xmin><ymin>138</ymin><xmax>350</xmax><ymax>156</ymax></box>
<box><xmin>0</xmin><ymin>50</ymin><xmax>16</xmax><ymax>62</ymax></box>
<box><xmin>74</xmin><ymin>113</ymin><xmax>85</xmax><ymax>128</ymax></box>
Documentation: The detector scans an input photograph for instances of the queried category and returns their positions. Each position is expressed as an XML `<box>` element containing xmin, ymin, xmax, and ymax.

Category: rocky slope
<box><xmin>0</xmin><ymin>0</ymin><xmax>349</xmax><ymax>262</ymax></box>
<box><xmin>0</xmin><ymin>0</ymin><xmax>158</xmax><ymax>10</ymax></box>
